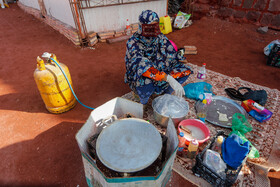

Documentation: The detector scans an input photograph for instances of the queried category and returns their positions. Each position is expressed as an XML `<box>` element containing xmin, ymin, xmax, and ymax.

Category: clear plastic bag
<box><xmin>153</xmin><ymin>94</ymin><xmax>189</xmax><ymax>118</ymax></box>
<box><xmin>203</xmin><ymin>149</ymin><xmax>227</xmax><ymax>179</ymax></box>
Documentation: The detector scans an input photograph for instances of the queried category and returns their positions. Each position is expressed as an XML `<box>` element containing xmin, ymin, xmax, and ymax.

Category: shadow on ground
<box><xmin>0</xmin><ymin>121</ymin><xmax>87</xmax><ymax>186</ymax></box>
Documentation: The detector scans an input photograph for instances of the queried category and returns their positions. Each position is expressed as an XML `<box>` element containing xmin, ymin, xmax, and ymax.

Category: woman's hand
<box><xmin>166</xmin><ymin>75</ymin><xmax>185</xmax><ymax>97</ymax></box>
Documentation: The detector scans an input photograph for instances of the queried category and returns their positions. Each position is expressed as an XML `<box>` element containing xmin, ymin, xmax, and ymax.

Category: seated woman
<box><xmin>124</xmin><ymin>10</ymin><xmax>193</xmax><ymax>104</ymax></box>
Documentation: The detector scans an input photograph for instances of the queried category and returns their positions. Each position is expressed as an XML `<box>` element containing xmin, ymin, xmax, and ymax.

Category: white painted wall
<box><xmin>18</xmin><ymin>0</ymin><xmax>40</xmax><ymax>9</ymax></box>
<box><xmin>19</xmin><ymin>0</ymin><xmax>75</xmax><ymax>27</ymax></box>
<box><xmin>83</xmin><ymin>1</ymin><xmax>167</xmax><ymax>32</ymax></box>
<box><xmin>43</xmin><ymin>0</ymin><xmax>75</xmax><ymax>27</ymax></box>
<box><xmin>19</xmin><ymin>0</ymin><xmax>167</xmax><ymax>33</ymax></box>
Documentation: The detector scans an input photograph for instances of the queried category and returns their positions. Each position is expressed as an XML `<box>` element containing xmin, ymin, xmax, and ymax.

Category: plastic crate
<box><xmin>192</xmin><ymin>131</ymin><xmax>249</xmax><ymax>187</ymax></box>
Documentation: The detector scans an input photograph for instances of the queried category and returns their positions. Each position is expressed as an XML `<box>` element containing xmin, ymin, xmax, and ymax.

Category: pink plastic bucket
<box><xmin>178</xmin><ymin>119</ymin><xmax>210</xmax><ymax>145</ymax></box>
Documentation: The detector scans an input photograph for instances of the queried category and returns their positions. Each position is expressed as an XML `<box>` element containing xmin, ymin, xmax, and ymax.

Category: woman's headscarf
<box><xmin>138</xmin><ymin>10</ymin><xmax>159</xmax><ymax>35</ymax></box>
<box><xmin>138</xmin><ymin>10</ymin><xmax>159</xmax><ymax>24</ymax></box>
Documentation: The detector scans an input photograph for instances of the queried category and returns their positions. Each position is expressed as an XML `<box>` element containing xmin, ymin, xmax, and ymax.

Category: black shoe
<box><xmin>224</xmin><ymin>88</ymin><xmax>245</xmax><ymax>101</ymax></box>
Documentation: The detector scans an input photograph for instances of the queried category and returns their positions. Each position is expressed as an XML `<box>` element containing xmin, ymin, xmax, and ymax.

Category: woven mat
<box><xmin>122</xmin><ymin>63</ymin><xmax>280</xmax><ymax>187</ymax></box>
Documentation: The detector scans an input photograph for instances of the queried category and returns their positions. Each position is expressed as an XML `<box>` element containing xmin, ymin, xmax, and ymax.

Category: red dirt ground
<box><xmin>0</xmin><ymin>4</ymin><xmax>279</xmax><ymax>187</ymax></box>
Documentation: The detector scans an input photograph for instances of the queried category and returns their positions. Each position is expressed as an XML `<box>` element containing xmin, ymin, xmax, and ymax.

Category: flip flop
<box><xmin>224</xmin><ymin>88</ymin><xmax>245</xmax><ymax>101</ymax></box>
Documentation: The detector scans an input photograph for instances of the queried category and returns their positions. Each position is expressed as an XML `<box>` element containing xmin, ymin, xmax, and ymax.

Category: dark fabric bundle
<box><xmin>267</xmin><ymin>44</ymin><xmax>280</xmax><ymax>68</ymax></box>
<box><xmin>225</xmin><ymin>87</ymin><xmax>267</xmax><ymax>106</ymax></box>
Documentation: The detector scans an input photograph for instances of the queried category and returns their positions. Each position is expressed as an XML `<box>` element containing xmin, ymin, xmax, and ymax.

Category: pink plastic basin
<box><xmin>178</xmin><ymin>119</ymin><xmax>210</xmax><ymax>145</ymax></box>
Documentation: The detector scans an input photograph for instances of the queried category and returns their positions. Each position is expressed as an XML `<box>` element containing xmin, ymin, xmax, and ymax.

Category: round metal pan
<box><xmin>96</xmin><ymin>118</ymin><xmax>162</xmax><ymax>173</ymax></box>
<box><xmin>152</xmin><ymin>94</ymin><xmax>189</xmax><ymax>127</ymax></box>
<box><xmin>195</xmin><ymin>96</ymin><xmax>248</xmax><ymax>128</ymax></box>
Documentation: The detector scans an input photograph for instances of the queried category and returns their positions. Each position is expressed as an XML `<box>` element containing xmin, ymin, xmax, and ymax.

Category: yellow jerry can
<box><xmin>159</xmin><ymin>15</ymin><xmax>172</xmax><ymax>35</ymax></box>
<box><xmin>34</xmin><ymin>54</ymin><xmax>76</xmax><ymax>113</ymax></box>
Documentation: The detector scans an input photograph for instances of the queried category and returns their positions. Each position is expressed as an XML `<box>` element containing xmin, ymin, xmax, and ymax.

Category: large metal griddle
<box><xmin>96</xmin><ymin>117</ymin><xmax>162</xmax><ymax>173</ymax></box>
<box><xmin>195</xmin><ymin>96</ymin><xmax>248</xmax><ymax>128</ymax></box>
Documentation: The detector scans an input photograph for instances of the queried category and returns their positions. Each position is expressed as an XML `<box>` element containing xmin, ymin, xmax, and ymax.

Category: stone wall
<box><xmin>185</xmin><ymin>0</ymin><xmax>280</xmax><ymax>29</ymax></box>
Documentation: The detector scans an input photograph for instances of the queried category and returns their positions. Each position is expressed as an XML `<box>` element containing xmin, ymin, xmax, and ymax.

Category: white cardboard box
<box><xmin>76</xmin><ymin>97</ymin><xmax>178</xmax><ymax>187</ymax></box>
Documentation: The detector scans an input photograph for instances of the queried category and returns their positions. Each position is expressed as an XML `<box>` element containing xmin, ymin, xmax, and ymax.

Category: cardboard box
<box><xmin>76</xmin><ymin>97</ymin><xmax>179</xmax><ymax>187</ymax></box>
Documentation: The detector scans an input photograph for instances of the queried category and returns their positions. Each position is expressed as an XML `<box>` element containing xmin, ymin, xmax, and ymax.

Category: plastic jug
<box><xmin>159</xmin><ymin>15</ymin><xmax>172</xmax><ymax>34</ymax></box>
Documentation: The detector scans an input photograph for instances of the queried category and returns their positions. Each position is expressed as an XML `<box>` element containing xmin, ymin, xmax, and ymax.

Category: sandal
<box><xmin>224</xmin><ymin>88</ymin><xmax>245</xmax><ymax>101</ymax></box>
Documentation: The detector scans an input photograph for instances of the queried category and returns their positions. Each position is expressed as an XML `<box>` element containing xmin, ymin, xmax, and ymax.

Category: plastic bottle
<box><xmin>197</xmin><ymin>63</ymin><xmax>206</xmax><ymax>82</ymax></box>
<box><xmin>212</xmin><ymin>135</ymin><xmax>224</xmax><ymax>154</ymax></box>
<box><xmin>197</xmin><ymin>99</ymin><xmax>208</xmax><ymax>122</ymax></box>
<box><xmin>186</xmin><ymin>139</ymin><xmax>199</xmax><ymax>159</ymax></box>
<box><xmin>177</xmin><ymin>132</ymin><xmax>185</xmax><ymax>156</ymax></box>
<box><xmin>125</xmin><ymin>19</ymin><xmax>132</xmax><ymax>35</ymax></box>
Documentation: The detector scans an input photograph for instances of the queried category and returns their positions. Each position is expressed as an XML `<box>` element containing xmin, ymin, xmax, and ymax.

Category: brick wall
<box><xmin>186</xmin><ymin>0</ymin><xmax>280</xmax><ymax>29</ymax></box>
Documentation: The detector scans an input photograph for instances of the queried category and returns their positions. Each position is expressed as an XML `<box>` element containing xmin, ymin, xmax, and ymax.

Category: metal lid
<box><xmin>96</xmin><ymin>118</ymin><xmax>162</xmax><ymax>173</ymax></box>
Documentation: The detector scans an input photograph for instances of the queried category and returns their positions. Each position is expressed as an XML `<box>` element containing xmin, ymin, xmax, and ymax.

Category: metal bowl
<box><xmin>152</xmin><ymin>94</ymin><xmax>189</xmax><ymax>127</ymax></box>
